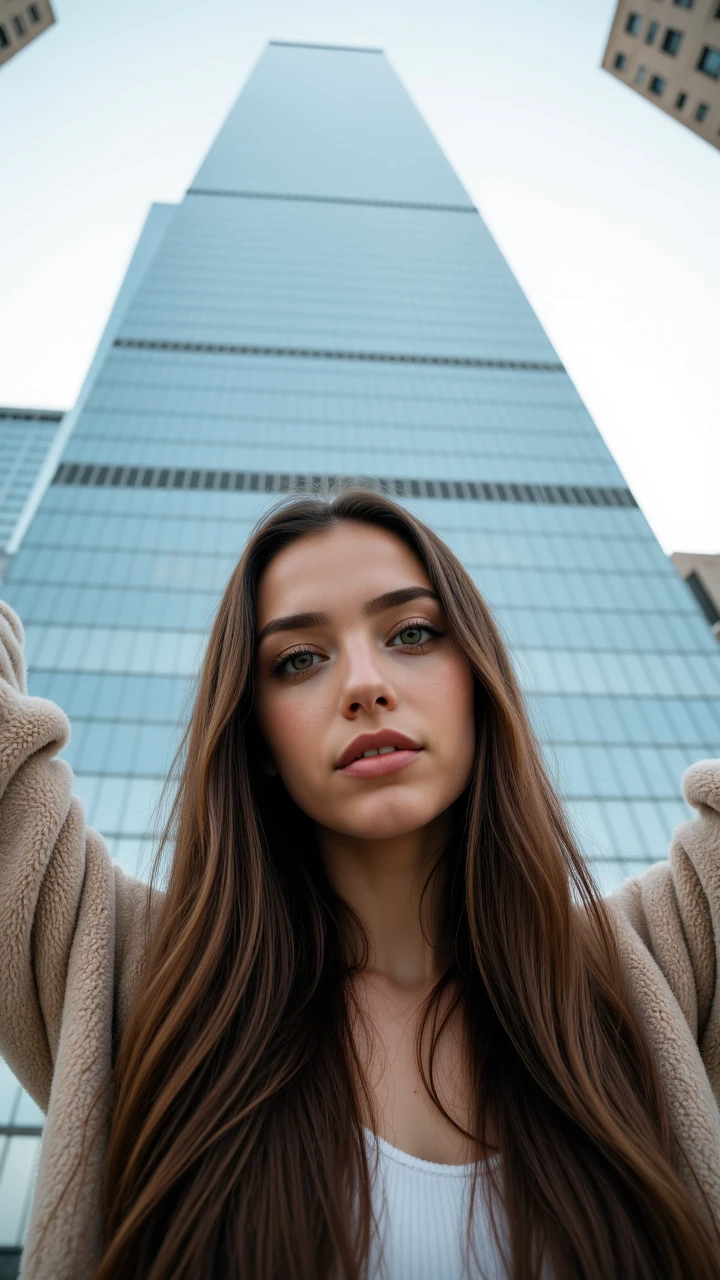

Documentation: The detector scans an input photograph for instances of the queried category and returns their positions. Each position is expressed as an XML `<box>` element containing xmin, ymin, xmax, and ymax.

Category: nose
<box><xmin>339</xmin><ymin>637</ymin><xmax>398</xmax><ymax>718</ymax></box>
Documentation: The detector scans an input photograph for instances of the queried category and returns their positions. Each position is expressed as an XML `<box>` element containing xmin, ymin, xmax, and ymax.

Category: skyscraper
<box><xmin>602</xmin><ymin>0</ymin><xmax>720</xmax><ymax>151</ymax></box>
<box><xmin>1</xmin><ymin>40</ymin><xmax>719</xmax><ymax>1268</ymax></box>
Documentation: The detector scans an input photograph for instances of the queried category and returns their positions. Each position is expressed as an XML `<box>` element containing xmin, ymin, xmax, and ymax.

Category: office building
<box><xmin>602</xmin><ymin>0</ymin><xmax>720</xmax><ymax>150</ymax></box>
<box><xmin>0</xmin><ymin>408</ymin><xmax>63</xmax><ymax>580</ymax></box>
<box><xmin>1</xmin><ymin>41</ymin><xmax>719</xmax><ymax>1270</ymax></box>
<box><xmin>0</xmin><ymin>0</ymin><xmax>54</xmax><ymax>69</ymax></box>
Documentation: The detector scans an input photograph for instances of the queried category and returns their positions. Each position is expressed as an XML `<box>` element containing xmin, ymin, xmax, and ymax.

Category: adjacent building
<box><xmin>0</xmin><ymin>407</ymin><xmax>63</xmax><ymax>580</ymax></box>
<box><xmin>672</xmin><ymin>551</ymin><xmax>720</xmax><ymax>635</ymax></box>
<box><xmin>1</xmin><ymin>40</ymin><xmax>719</xmax><ymax>1270</ymax></box>
<box><xmin>0</xmin><ymin>0</ymin><xmax>54</xmax><ymax>69</ymax></box>
<box><xmin>602</xmin><ymin>0</ymin><xmax>720</xmax><ymax>150</ymax></box>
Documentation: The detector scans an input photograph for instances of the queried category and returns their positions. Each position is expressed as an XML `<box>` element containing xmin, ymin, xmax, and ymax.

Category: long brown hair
<box><xmin>96</xmin><ymin>489</ymin><xmax>718</xmax><ymax>1278</ymax></box>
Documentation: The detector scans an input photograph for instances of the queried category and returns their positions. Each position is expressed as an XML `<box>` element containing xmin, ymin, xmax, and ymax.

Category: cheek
<box><xmin>258</xmin><ymin>689</ymin><xmax>327</xmax><ymax>779</ymax></box>
<box><xmin>430</xmin><ymin>659</ymin><xmax>476</xmax><ymax>777</ymax></box>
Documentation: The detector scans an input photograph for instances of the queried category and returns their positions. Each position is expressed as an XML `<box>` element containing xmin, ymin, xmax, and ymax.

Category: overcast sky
<box><xmin>1</xmin><ymin>0</ymin><xmax>718</xmax><ymax>553</ymax></box>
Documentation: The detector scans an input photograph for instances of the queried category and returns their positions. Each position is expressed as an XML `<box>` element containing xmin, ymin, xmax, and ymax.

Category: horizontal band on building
<box><xmin>0</xmin><ymin>406</ymin><xmax>64</xmax><ymax>422</ymax></box>
<box><xmin>187</xmin><ymin>187</ymin><xmax>477</xmax><ymax>215</ymax></box>
<box><xmin>269</xmin><ymin>39</ymin><xmax>382</xmax><ymax>54</ymax></box>
<box><xmin>52</xmin><ymin>463</ymin><xmax>638</xmax><ymax>509</ymax></box>
<box><xmin>113</xmin><ymin>338</ymin><xmax>565</xmax><ymax>373</ymax></box>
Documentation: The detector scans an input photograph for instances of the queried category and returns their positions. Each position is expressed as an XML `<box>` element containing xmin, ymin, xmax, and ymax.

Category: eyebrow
<box><xmin>256</xmin><ymin>586</ymin><xmax>439</xmax><ymax>645</ymax></box>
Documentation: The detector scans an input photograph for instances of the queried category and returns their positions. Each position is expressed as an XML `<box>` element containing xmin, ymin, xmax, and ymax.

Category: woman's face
<box><xmin>254</xmin><ymin>522</ymin><xmax>476</xmax><ymax>842</ymax></box>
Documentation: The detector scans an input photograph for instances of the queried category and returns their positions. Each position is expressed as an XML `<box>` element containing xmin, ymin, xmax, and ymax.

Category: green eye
<box><xmin>399</xmin><ymin>627</ymin><xmax>423</xmax><ymax>645</ymax></box>
<box><xmin>272</xmin><ymin>648</ymin><xmax>325</xmax><ymax>679</ymax></box>
<box><xmin>287</xmin><ymin>651</ymin><xmax>316</xmax><ymax>673</ymax></box>
<box><xmin>392</xmin><ymin>619</ymin><xmax>438</xmax><ymax>645</ymax></box>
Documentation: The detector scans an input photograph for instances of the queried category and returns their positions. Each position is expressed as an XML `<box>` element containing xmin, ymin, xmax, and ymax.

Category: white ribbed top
<box><xmin>365</xmin><ymin>1131</ymin><xmax>507</xmax><ymax>1280</ymax></box>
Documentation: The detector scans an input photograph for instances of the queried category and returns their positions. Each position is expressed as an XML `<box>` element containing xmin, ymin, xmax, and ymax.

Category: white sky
<box><xmin>1</xmin><ymin>0</ymin><xmax>718</xmax><ymax>553</ymax></box>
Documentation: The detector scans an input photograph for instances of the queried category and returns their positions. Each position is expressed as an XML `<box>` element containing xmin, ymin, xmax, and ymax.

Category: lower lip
<box><xmin>338</xmin><ymin>749</ymin><xmax>422</xmax><ymax>779</ymax></box>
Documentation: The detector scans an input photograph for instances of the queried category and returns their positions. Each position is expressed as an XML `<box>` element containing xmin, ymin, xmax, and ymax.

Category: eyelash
<box><xmin>269</xmin><ymin>619</ymin><xmax>445</xmax><ymax>680</ymax></box>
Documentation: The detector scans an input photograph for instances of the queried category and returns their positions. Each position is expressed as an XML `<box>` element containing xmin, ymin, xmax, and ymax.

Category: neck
<box><xmin>316</xmin><ymin>812</ymin><xmax>454</xmax><ymax>987</ymax></box>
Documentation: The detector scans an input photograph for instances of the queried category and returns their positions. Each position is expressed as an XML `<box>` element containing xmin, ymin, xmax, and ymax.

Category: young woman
<box><xmin>1</xmin><ymin>489</ymin><xmax>719</xmax><ymax>1280</ymax></box>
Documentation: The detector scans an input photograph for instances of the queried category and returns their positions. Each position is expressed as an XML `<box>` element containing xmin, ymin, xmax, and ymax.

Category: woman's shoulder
<box><xmin>603</xmin><ymin>760</ymin><xmax>720</xmax><ymax>1211</ymax></box>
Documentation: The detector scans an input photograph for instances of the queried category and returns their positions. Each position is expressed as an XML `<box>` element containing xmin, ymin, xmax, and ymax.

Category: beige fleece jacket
<box><xmin>1</xmin><ymin>599</ymin><xmax>720</xmax><ymax>1278</ymax></box>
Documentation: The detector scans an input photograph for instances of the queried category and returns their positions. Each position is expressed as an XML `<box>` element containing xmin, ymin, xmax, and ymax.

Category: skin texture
<box><xmin>254</xmin><ymin>523</ymin><xmax>480</xmax><ymax>1162</ymax></box>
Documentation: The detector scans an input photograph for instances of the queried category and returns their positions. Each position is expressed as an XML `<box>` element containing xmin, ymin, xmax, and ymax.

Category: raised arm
<box><xmin>0</xmin><ymin>601</ymin><xmax>151</xmax><ymax>1110</ymax></box>
<box><xmin>610</xmin><ymin>759</ymin><xmax>720</xmax><ymax>1100</ymax></box>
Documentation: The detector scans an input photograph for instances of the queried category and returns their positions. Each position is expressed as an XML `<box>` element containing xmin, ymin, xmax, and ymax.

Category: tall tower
<box><xmin>1</xmin><ymin>42</ymin><xmax>719</xmax><ymax>1265</ymax></box>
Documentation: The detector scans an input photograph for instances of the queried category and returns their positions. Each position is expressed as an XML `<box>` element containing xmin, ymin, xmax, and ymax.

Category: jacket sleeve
<box><xmin>609</xmin><ymin>759</ymin><xmax>720</xmax><ymax>1099</ymax></box>
<box><xmin>0</xmin><ymin>601</ymin><xmax>152</xmax><ymax>1111</ymax></box>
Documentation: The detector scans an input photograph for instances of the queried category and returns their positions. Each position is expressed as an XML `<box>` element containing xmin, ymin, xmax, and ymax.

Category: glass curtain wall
<box><xmin>1</xmin><ymin>40</ymin><xmax>719</xmax><ymax>1267</ymax></box>
<box><xmin>0</xmin><ymin>409</ymin><xmax>63</xmax><ymax>564</ymax></box>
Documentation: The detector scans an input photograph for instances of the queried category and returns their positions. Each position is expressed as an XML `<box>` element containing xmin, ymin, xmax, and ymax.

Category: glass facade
<box><xmin>0</xmin><ymin>408</ymin><xmax>62</xmax><ymax>564</ymax></box>
<box><xmin>1</xmin><ymin>39</ymin><xmax>719</xmax><ymax>1265</ymax></box>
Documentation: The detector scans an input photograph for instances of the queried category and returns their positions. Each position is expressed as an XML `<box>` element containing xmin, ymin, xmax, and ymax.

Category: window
<box><xmin>625</xmin><ymin>13</ymin><xmax>643</xmax><ymax>34</ymax></box>
<box><xmin>0</xmin><ymin>24</ymin><xmax>8</xmax><ymax>47</ymax></box>
<box><xmin>635</xmin><ymin>65</ymin><xmax>647</xmax><ymax>84</ymax></box>
<box><xmin>695</xmin><ymin>101</ymin><xmax>710</xmax><ymax>120</ymax></box>
<box><xmin>12</xmin><ymin>14</ymin><xmax>25</xmax><ymax>35</ymax></box>
<box><xmin>27</xmin><ymin>3</ymin><xmax>41</xmax><ymax>20</ymax></box>
<box><xmin>672</xmin><ymin>0</ymin><xmax>693</xmax><ymax>7</ymax></box>
<box><xmin>645</xmin><ymin>20</ymin><xmax>660</xmax><ymax>44</ymax></box>
<box><xmin>662</xmin><ymin>28</ymin><xmax>683</xmax><ymax>54</ymax></box>
<box><xmin>614</xmin><ymin>52</ymin><xmax>628</xmax><ymax>69</ymax></box>
<box><xmin>698</xmin><ymin>45</ymin><xmax>720</xmax><ymax>79</ymax></box>
<box><xmin>676</xmin><ymin>90</ymin><xmax>688</xmax><ymax>108</ymax></box>
<box><xmin>649</xmin><ymin>74</ymin><xmax>666</xmax><ymax>94</ymax></box>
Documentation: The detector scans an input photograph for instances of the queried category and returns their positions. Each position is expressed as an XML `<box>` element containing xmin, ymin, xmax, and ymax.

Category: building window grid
<box><xmin>614</xmin><ymin>52</ymin><xmax>628</xmax><ymax>70</ymax></box>
<box><xmin>12</xmin><ymin>13</ymin><xmax>25</xmax><ymax>36</ymax></box>
<box><xmin>626</xmin><ymin>12</ymin><xmax>643</xmax><ymax>35</ymax></box>
<box><xmin>27</xmin><ymin>2</ymin><xmax>41</xmax><ymax>20</ymax></box>
<box><xmin>676</xmin><ymin>90</ymin><xmax>688</xmax><ymax>108</ymax></box>
<box><xmin>695</xmin><ymin>102</ymin><xmax>710</xmax><ymax>120</ymax></box>
<box><xmin>649</xmin><ymin>75</ymin><xmax>666</xmax><ymax>95</ymax></box>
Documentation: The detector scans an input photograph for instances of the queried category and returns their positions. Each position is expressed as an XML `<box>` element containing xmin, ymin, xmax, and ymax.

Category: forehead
<box><xmin>256</xmin><ymin>523</ymin><xmax>431</xmax><ymax>624</ymax></box>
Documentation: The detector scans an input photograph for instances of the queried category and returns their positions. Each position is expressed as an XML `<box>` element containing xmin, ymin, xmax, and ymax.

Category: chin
<box><xmin>331</xmin><ymin>797</ymin><xmax>443</xmax><ymax>842</ymax></box>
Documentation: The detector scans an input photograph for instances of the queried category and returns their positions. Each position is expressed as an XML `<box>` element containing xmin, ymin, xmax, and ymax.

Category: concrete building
<box><xmin>672</xmin><ymin>551</ymin><xmax>720</xmax><ymax>636</ymax></box>
<box><xmin>0</xmin><ymin>0</ymin><xmax>55</xmax><ymax>69</ymax></box>
<box><xmin>1</xmin><ymin>41</ymin><xmax>719</xmax><ymax>1271</ymax></box>
<box><xmin>0</xmin><ymin>407</ymin><xmax>63</xmax><ymax>580</ymax></box>
<box><xmin>602</xmin><ymin>0</ymin><xmax>720</xmax><ymax>150</ymax></box>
